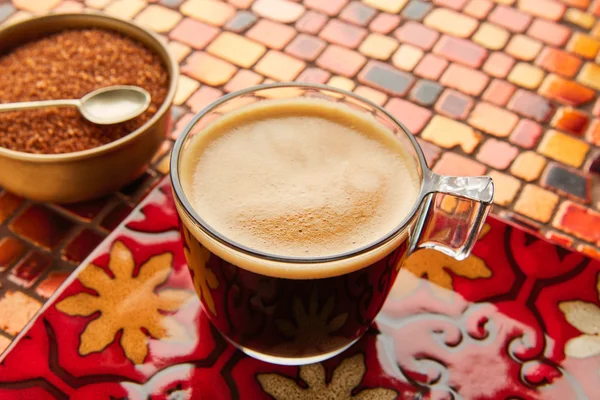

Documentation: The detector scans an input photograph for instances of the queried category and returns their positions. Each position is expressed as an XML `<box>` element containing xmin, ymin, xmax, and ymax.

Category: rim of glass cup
<box><xmin>171</xmin><ymin>82</ymin><xmax>431</xmax><ymax>264</ymax></box>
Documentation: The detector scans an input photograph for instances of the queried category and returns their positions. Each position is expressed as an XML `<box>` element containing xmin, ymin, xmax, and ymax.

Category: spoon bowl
<box><xmin>80</xmin><ymin>85</ymin><xmax>151</xmax><ymax>125</ymax></box>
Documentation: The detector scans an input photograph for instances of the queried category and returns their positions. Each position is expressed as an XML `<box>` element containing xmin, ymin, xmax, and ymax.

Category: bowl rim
<box><xmin>0</xmin><ymin>12</ymin><xmax>179</xmax><ymax>163</ymax></box>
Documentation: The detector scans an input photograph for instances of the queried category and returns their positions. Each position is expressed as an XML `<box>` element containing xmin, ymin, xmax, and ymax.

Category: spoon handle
<box><xmin>0</xmin><ymin>99</ymin><xmax>81</xmax><ymax>113</ymax></box>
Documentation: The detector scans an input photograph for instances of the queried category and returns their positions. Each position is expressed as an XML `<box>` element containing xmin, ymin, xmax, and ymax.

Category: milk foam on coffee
<box><xmin>180</xmin><ymin>98</ymin><xmax>420</xmax><ymax>258</ymax></box>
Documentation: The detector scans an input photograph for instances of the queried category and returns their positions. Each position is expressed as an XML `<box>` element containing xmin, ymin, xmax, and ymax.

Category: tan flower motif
<box><xmin>257</xmin><ymin>353</ymin><xmax>397</xmax><ymax>399</ymax></box>
<box><xmin>400</xmin><ymin>223</ymin><xmax>492</xmax><ymax>293</ymax></box>
<box><xmin>56</xmin><ymin>241</ymin><xmax>193</xmax><ymax>365</ymax></box>
<box><xmin>183</xmin><ymin>228</ymin><xmax>219</xmax><ymax>316</ymax></box>
<box><xmin>559</xmin><ymin>275</ymin><xmax>600</xmax><ymax>358</ymax></box>
<box><xmin>273</xmin><ymin>290</ymin><xmax>348</xmax><ymax>357</ymax></box>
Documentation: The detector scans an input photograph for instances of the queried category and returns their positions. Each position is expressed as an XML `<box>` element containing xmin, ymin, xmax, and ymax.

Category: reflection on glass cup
<box><xmin>170</xmin><ymin>83</ymin><xmax>494</xmax><ymax>365</ymax></box>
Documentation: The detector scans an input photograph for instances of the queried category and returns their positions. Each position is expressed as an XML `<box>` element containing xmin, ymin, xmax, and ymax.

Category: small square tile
<box><xmin>247</xmin><ymin>19</ymin><xmax>297</xmax><ymax>49</ymax></box>
<box><xmin>255</xmin><ymin>50</ymin><xmax>306</xmax><ymax>81</ymax></box>
<box><xmin>340</xmin><ymin>1</ymin><xmax>377</xmax><ymax>25</ymax></box>
<box><xmin>541</xmin><ymin>162</ymin><xmax>591</xmax><ymax>202</ymax></box>
<box><xmin>483</xmin><ymin>52</ymin><xmax>515</xmax><ymax>78</ymax></box>
<box><xmin>0</xmin><ymin>237</ymin><xmax>26</xmax><ymax>272</ymax></box>
<box><xmin>401</xmin><ymin>0</ymin><xmax>432</xmax><ymax>20</ymax></box>
<box><xmin>174</xmin><ymin>75</ymin><xmax>200</xmax><ymax>105</ymax></box>
<box><xmin>414</xmin><ymin>54</ymin><xmax>448</xmax><ymax>80</ymax></box>
<box><xmin>251</xmin><ymin>0</ymin><xmax>305</xmax><ymax>23</ymax></box>
<box><xmin>514</xmin><ymin>184</ymin><xmax>559</xmax><ymax>223</ymax></box>
<box><xmin>167</xmin><ymin>41</ymin><xmax>192</xmax><ymax>63</ymax></box>
<box><xmin>539</xmin><ymin>74</ymin><xmax>595</xmax><ymax>106</ymax></box>
<box><xmin>391</xmin><ymin>44</ymin><xmax>424</xmax><ymax>71</ymax></box>
<box><xmin>538</xmin><ymin>129</ymin><xmax>589</xmax><ymax>167</ymax></box>
<box><xmin>134</xmin><ymin>4</ymin><xmax>182</xmax><ymax>32</ymax></box>
<box><xmin>551</xmin><ymin>107</ymin><xmax>589</xmax><ymax>136</ymax></box>
<box><xmin>464</xmin><ymin>0</ymin><xmax>493</xmax><ymax>19</ymax></box>
<box><xmin>357</xmin><ymin>60</ymin><xmax>415</xmax><ymax>96</ymax></box>
<box><xmin>432</xmin><ymin>152</ymin><xmax>486</xmax><ymax>176</ymax></box>
<box><xmin>304</xmin><ymin>0</ymin><xmax>347</xmax><ymax>15</ymax></box>
<box><xmin>296</xmin><ymin>67</ymin><xmax>331</xmax><ymax>83</ymax></box>
<box><xmin>424</xmin><ymin>7</ymin><xmax>479</xmax><ymax>38</ymax></box>
<box><xmin>363</xmin><ymin>0</ymin><xmax>409</xmax><ymax>13</ymax></box>
<box><xmin>316</xmin><ymin>45</ymin><xmax>366</xmax><ymax>77</ymax></box>
<box><xmin>472</xmin><ymin>22</ymin><xmax>509</xmax><ymax>50</ymax></box>
<box><xmin>508</xmin><ymin>62</ymin><xmax>545</xmax><ymax>89</ymax></box>
<box><xmin>0</xmin><ymin>291</ymin><xmax>41</xmax><ymax>336</ymax></box>
<box><xmin>505</xmin><ymin>34</ymin><xmax>542</xmax><ymax>61</ymax></box>
<box><xmin>587</xmin><ymin>119</ymin><xmax>600</xmax><ymax>145</ymax></box>
<box><xmin>553</xmin><ymin>201</ymin><xmax>600</xmax><ymax>245</ymax></box>
<box><xmin>358</xmin><ymin>33</ymin><xmax>399</xmax><ymax>60</ymax></box>
<box><xmin>435</xmin><ymin>89</ymin><xmax>474</xmax><ymax>119</ymax></box>
<box><xmin>482</xmin><ymin>79</ymin><xmax>515</xmax><ymax>106</ymax></box>
<box><xmin>169</xmin><ymin>18</ymin><xmax>219</xmax><ymax>49</ymax></box>
<box><xmin>507</xmin><ymin>89</ymin><xmax>554</xmax><ymax>122</ymax></box>
<box><xmin>476</xmin><ymin>139</ymin><xmax>518</xmax><ymax>169</ymax></box>
<box><xmin>224</xmin><ymin>10</ymin><xmax>257</xmax><ymax>32</ymax></box>
<box><xmin>181</xmin><ymin>0</ymin><xmax>235</xmax><ymax>26</ymax></box>
<box><xmin>564</xmin><ymin>8</ymin><xmax>595</xmax><ymax>29</ymax></box>
<box><xmin>187</xmin><ymin>85</ymin><xmax>223</xmax><ymax>112</ymax></box>
<box><xmin>440</xmin><ymin>63</ymin><xmax>489</xmax><ymax>96</ymax></box>
<box><xmin>296</xmin><ymin>10</ymin><xmax>328</xmax><ymax>34</ymax></box>
<box><xmin>369</xmin><ymin>12</ymin><xmax>401</xmax><ymax>34</ymax></box>
<box><xmin>468</xmin><ymin>102</ymin><xmax>519</xmax><ymax>137</ymax></box>
<box><xmin>0</xmin><ymin>192</ymin><xmax>23</xmax><ymax>224</ymax></box>
<box><xmin>9</xmin><ymin>251</ymin><xmax>52</xmax><ymax>288</ymax></box>
<box><xmin>101</xmin><ymin>203</ymin><xmax>134</xmax><ymax>232</ymax></box>
<box><xmin>577</xmin><ymin>62</ymin><xmax>600</xmax><ymax>91</ymax></box>
<box><xmin>394</xmin><ymin>21</ymin><xmax>439</xmax><ymax>50</ymax></box>
<box><xmin>433</xmin><ymin>35</ymin><xmax>488</xmax><ymax>68</ymax></box>
<box><xmin>433</xmin><ymin>0</ymin><xmax>468</xmax><ymax>9</ymax></box>
<box><xmin>286</xmin><ymin>34</ymin><xmax>326</xmax><ymax>61</ymax></box>
<box><xmin>421</xmin><ymin>115</ymin><xmax>482</xmax><ymax>153</ymax></box>
<box><xmin>409</xmin><ymin>80</ymin><xmax>443</xmax><ymax>106</ymax></box>
<box><xmin>207</xmin><ymin>32</ymin><xmax>266</xmax><ymax>68</ymax></box>
<box><xmin>36</xmin><ymin>272</ymin><xmax>70</xmax><ymax>299</ymax></box>
<box><xmin>10</xmin><ymin>205</ymin><xmax>73</xmax><ymax>250</ymax></box>
<box><xmin>518</xmin><ymin>0</ymin><xmax>565</xmax><ymax>21</ymax></box>
<box><xmin>353</xmin><ymin>86</ymin><xmax>388</xmax><ymax>105</ymax></box>
<box><xmin>509</xmin><ymin>119</ymin><xmax>543</xmax><ymax>148</ymax></box>
<box><xmin>488</xmin><ymin>5</ymin><xmax>531</xmax><ymax>32</ymax></box>
<box><xmin>536</xmin><ymin>47</ymin><xmax>582</xmax><ymax>78</ymax></box>
<box><xmin>327</xmin><ymin>76</ymin><xmax>356</xmax><ymax>91</ymax></box>
<box><xmin>567</xmin><ymin>32</ymin><xmax>600</xmax><ymax>59</ymax></box>
<box><xmin>104</xmin><ymin>0</ymin><xmax>146</xmax><ymax>20</ymax></box>
<box><xmin>385</xmin><ymin>98</ymin><xmax>432</xmax><ymax>134</ymax></box>
<box><xmin>320</xmin><ymin>19</ymin><xmax>367</xmax><ymax>48</ymax></box>
<box><xmin>511</xmin><ymin>151</ymin><xmax>546</xmax><ymax>181</ymax></box>
<box><xmin>62</xmin><ymin>229</ymin><xmax>104</xmax><ymax>264</ymax></box>
<box><xmin>486</xmin><ymin>170</ymin><xmax>521</xmax><ymax>206</ymax></box>
<box><xmin>182</xmin><ymin>52</ymin><xmax>237</xmax><ymax>85</ymax></box>
<box><xmin>527</xmin><ymin>18</ymin><xmax>571</xmax><ymax>46</ymax></box>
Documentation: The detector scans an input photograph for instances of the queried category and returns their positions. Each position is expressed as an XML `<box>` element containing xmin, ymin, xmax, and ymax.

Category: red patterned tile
<box><xmin>507</xmin><ymin>89</ymin><xmax>554</xmax><ymax>122</ymax></box>
<box><xmin>385</xmin><ymin>98</ymin><xmax>432</xmax><ymax>133</ymax></box>
<box><xmin>483</xmin><ymin>51</ymin><xmax>515</xmax><ymax>78</ymax></box>
<box><xmin>35</xmin><ymin>272</ymin><xmax>70</xmax><ymax>299</ymax></box>
<box><xmin>538</xmin><ymin>74</ymin><xmax>595</xmax><ymax>106</ymax></box>
<box><xmin>369</xmin><ymin>12</ymin><xmax>401</xmax><ymax>34</ymax></box>
<box><xmin>9</xmin><ymin>251</ymin><xmax>52</xmax><ymax>288</ymax></box>
<box><xmin>0</xmin><ymin>237</ymin><xmax>26</xmax><ymax>272</ymax></box>
<box><xmin>357</xmin><ymin>60</ymin><xmax>415</xmax><ymax>96</ymax></box>
<box><xmin>169</xmin><ymin>18</ymin><xmax>219</xmax><ymax>49</ymax></box>
<box><xmin>476</xmin><ymin>139</ymin><xmax>519</xmax><ymax>169</ymax></box>
<box><xmin>394</xmin><ymin>21</ymin><xmax>440</xmax><ymax>50</ymax></box>
<box><xmin>482</xmin><ymin>79</ymin><xmax>516</xmax><ymax>106</ymax></box>
<box><xmin>553</xmin><ymin>201</ymin><xmax>600</xmax><ymax>244</ymax></box>
<box><xmin>432</xmin><ymin>152</ymin><xmax>487</xmax><ymax>176</ymax></box>
<box><xmin>295</xmin><ymin>10</ymin><xmax>328</xmax><ymax>34</ymax></box>
<box><xmin>0</xmin><ymin>192</ymin><xmax>22</xmax><ymax>224</ymax></box>
<box><xmin>536</xmin><ymin>47</ymin><xmax>582</xmax><ymax>78</ymax></box>
<box><xmin>551</xmin><ymin>107</ymin><xmax>589</xmax><ymax>136</ymax></box>
<box><xmin>488</xmin><ymin>5</ymin><xmax>531</xmax><ymax>33</ymax></box>
<box><xmin>440</xmin><ymin>63</ymin><xmax>489</xmax><ymax>96</ymax></box>
<box><xmin>432</xmin><ymin>35</ymin><xmax>487</xmax><ymax>68</ymax></box>
<box><xmin>10</xmin><ymin>205</ymin><xmax>73</xmax><ymax>250</ymax></box>
<box><xmin>320</xmin><ymin>19</ymin><xmax>367</xmax><ymax>48</ymax></box>
<box><xmin>509</xmin><ymin>119</ymin><xmax>543</xmax><ymax>148</ymax></box>
<box><xmin>414</xmin><ymin>54</ymin><xmax>448</xmax><ymax>80</ymax></box>
<box><xmin>434</xmin><ymin>89</ymin><xmax>474</xmax><ymax>119</ymax></box>
<box><xmin>61</xmin><ymin>229</ymin><xmax>104</xmax><ymax>264</ymax></box>
<box><xmin>527</xmin><ymin>18</ymin><xmax>571</xmax><ymax>46</ymax></box>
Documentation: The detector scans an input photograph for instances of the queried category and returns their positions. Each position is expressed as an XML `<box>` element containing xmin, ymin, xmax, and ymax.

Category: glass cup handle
<box><xmin>409</xmin><ymin>171</ymin><xmax>494</xmax><ymax>260</ymax></box>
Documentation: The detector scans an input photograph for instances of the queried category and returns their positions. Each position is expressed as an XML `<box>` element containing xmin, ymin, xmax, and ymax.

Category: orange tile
<box><xmin>0</xmin><ymin>291</ymin><xmax>41</xmax><ymax>335</ymax></box>
<box><xmin>181</xmin><ymin>52</ymin><xmax>237</xmax><ymax>85</ymax></box>
<box><xmin>440</xmin><ymin>63</ymin><xmax>489</xmax><ymax>96</ymax></box>
<box><xmin>535</xmin><ymin>47</ymin><xmax>582</xmax><ymax>78</ymax></box>
<box><xmin>468</xmin><ymin>102</ymin><xmax>519</xmax><ymax>137</ymax></box>
<box><xmin>187</xmin><ymin>86</ymin><xmax>223</xmax><ymax>113</ymax></box>
<box><xmin>538</xmin><ymin>129</ymin><xmax>589</xmax><ymax>167</ymax></box>
<box><xmin>486</xmin><ymin>170</ymin><xmax>521</xmax><ymax>206</ymax></box>
<box><xmin>207</xmin><ymin>32</ymin><xmax>266</xmax><ymax>68</ymax></box>
<box><xmin>247</xmin><ymin>19</ymin><xmax>297</xmax><ymax>49</ymax></box>
<box><xmin>510</xmin><ymin>151</ymin><xmax>546</xmax><ymax>182</ymax></box>
<box><xmin>483</xmin><ymin>52</ymin><xmax>515</xmax><ymax>78</ymax></box>
<box><xmin>538</xmin><ymin>74</ymin><xmax>595</xmax><ymax>106</ymax></box>
<box><xmin>169</xmin><ymin>18</ymin><xmax>219</xmax><ymax>50</ymax></box>
<box><xmin>518</xmin><ymin>0</ymin><xmax>565</xmax><ymax>21</ymax></box>
<box><xmin>527</xmin><ymin>18</ymin><xmax>571</xmax><ymax>47</ymax></box>
<box><xmin>432</xmin><ymin>152</ymin><xmax>486</xmax><ymax>176</ymax></box>
<box><xmin>577</xmin><ymin>62</ymin><xmax>600</xmax><ymax>90</ymax></box>
<box><xmin>421</xmin><ymin>115</ymin><xmax>482</xmax><ymax>153</ymax></box>
<box><xmin>358</xmin><ymin>33</ymin><xmax>399</xmax><ymax>60</ymax></box>
<box><xmin>482</xmin><ymin>79</ymin><xmax>515</xmax><ymax>106</ymax></box>
<box><xmin>181</xmin><ymin>0</ymin><xmax>235</xmax><ymax>26</ymax></box>
<box><xmin>567</xmin><ymin>32</ymin><xmax>600</xmax><ymax>59</ymax></box>
<box><xmin>508</xmin><ymin>63</ymin><xmax>545</xmax><ymax>89</ymax></box>
<box><xmin>251</xmin><ymin>0</ymin><xmax>305</xmax><ymax>23</ymax></box>
<box><xmin>254</xmin><ymin>50</ymin><xmax>306</xmax><ymax>81</ymax></box>
<box><xmin>134</xmin><ymin>5</ymin><xmax>183</xmax><ymax>33</ymax></box>
<box><xmin>316</xmin><ymin>45</ymin><xmax>366</xmax><ymax>77</ymax></box>
<box><xmin>514</xmin><ymin>184</ymin><xmax>559</xmax><ymax>223</ymax></box>
<box><xmin>550</xmin><ymin>107</ymin><xmax>589</xmax><ymax>136</ymax></box>
<box><xmin>564</xmin><ymin>8</ymin><xmax>596</xmax><ymax>29</ymax></box>
<box><xmin>224</xmin><ymin>69</ymin><xmax>264</xmax><ymax>93</ymax></box>
<box><xmin>424</xmin><ymin>7</ymin><xmax>479</xmax><ymax>38</ymax></box>
<box><xmin>505</xmin><ymin>35</ymin><xmax>542</xmax><ymax>62</ymax></box>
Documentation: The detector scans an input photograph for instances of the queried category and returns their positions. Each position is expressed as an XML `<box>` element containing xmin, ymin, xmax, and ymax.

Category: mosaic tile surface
<box><xmin>0</xmin><ymin>178</ymin><xmax>599</xmax><ymax>399</ymax></box>
<box><xmin>1</xmin><ymin>0</ymin><xmax>600</xmax><ymax>352</ymax></box>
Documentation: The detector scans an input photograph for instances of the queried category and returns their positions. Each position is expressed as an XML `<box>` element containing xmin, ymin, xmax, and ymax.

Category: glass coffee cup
<box><xmin>171</xmin><ymin>83</ymin><xmax>494</xmax><ymax>365</ymax></box>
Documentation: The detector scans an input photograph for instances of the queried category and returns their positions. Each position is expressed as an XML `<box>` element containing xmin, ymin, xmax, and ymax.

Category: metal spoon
<box><xmin>0</xmin><ymin>85</ymin><xmax>151</xmax><ymax>125</ymax></box>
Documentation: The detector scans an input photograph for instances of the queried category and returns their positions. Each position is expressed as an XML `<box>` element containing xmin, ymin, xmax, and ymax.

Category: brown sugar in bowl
<box><xmin>0</xmin><ymin>13</ymin><xmax>178</xmax><ymax>203</ymax></box>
